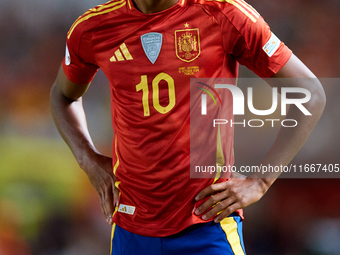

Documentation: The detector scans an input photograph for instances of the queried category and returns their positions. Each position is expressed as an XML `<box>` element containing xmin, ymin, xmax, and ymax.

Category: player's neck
<box><xmin>132</xmin><ymin>0</ymin><xmax>179</xmax><ymax>14</ymax></box>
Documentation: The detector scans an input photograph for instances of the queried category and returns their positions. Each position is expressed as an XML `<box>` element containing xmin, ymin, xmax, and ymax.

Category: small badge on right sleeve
<box><xmin>262</xmin><ymin>32</ymin><xmax>280</xmax><ymax>57</ymax></box>
<box><xmin>65</xmin><ymin>44</ymin><xmax>71</xmax><ymax>66</ymax></box>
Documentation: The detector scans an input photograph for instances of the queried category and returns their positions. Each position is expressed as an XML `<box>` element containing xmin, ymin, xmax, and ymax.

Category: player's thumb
<box><xmin>112</xmin><ymin>180</ymin><xmax>119</xmax><ymax>208</ymax></box>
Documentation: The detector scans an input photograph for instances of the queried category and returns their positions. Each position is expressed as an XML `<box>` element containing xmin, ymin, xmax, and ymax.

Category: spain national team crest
<box><xmin>175</xmin><ymin>28</ymin><xmax>200</xmax><ymax>62</ymax></box>
<box><xmin>141</xmin><ymin>32</ymin><xmax>163</xmax><ymax>64</ymax></box>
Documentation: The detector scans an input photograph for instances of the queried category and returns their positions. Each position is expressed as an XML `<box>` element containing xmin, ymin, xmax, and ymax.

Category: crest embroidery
<box><xmin>175</xmin><ymin>28</ymin><xmax>200</xmax><ymax>62</ymax></box>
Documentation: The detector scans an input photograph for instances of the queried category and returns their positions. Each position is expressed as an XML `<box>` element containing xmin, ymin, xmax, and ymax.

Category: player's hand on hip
<box><xmin>81</xmin><ymin>152</ymin><xmax>119</xmax><ymax>225</ymax></box>
<box><xmin>194</xmin><ymin>177</ymin><xmax>268</xmax><ymax>223</ymax></box>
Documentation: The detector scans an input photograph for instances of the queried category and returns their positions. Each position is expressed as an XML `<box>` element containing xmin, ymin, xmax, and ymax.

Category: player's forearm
<box><xmin>252</xmin><ymin>78</ymin><xmax>326</xmax><ymax>188</ymax></box>
<box><xmin>50</xmin><ymin>83</ymin><xmax>99</xmax><ymax>170</ymax></box>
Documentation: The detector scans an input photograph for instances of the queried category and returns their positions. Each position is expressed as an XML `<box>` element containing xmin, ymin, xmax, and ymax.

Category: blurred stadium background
<box><xmin>0</xmin><ymin>0</ymin><xmax>339</xmax><ymax>254</ymax></box>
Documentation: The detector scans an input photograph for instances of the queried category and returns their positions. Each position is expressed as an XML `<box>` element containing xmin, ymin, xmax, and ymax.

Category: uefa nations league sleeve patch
<box><xmin>262</xmin><ymin>32</ymin><xmax>280</xmax><ymax>57</ymax></box>
<box><xmin>141</xmin><ymin>32</ymin><xmax>163</xmax><ymax>64</ymax></box>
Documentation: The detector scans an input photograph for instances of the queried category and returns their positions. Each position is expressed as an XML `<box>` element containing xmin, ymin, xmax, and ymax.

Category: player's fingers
<box><xmin>200</xmin><ymin>196</ymin><xmax>236</xmax><ymax>220</ymax></box>
<box><xmin>195</xmin><ymin>182</ymin><xmax>229</xmax><ymax>201</ymax></box>
<box><xmin>194</xmin><ymin>190</ymin><xmax>229</xmax><ymax>215</ymax></box>
<box><xmin>100</xmin><ymin>185</ymin><xmax>115</xmax><ymax>225</ymax></box>
<box><xmin>112</xmin><ymin>180</ymin><xmax>119</xmax><ymax>208</ymax></box>
<box><xmin>213</xmin><ymin>203</ymin><xmax>240</xmax><ymax>223</ymax></box>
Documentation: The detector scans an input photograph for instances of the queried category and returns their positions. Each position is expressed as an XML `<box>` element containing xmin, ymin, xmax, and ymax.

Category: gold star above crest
<box><xmin>184</xmin><ymin>23</ymin><xmax>189</xmax><ymax>28</ymax></box>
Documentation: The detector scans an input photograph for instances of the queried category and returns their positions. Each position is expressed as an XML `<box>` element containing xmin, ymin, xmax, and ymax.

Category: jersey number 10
<box><xmin>136</xmin><ymin>73</ymin><xmax>176</xmax><ymax>116</ymax></box>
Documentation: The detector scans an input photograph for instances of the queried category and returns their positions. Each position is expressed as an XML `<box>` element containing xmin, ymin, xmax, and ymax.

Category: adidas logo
<box><xmin>110</xmin><ymin>43</ymin><xmax>133</xmax><ymax>62</ymax></box>
<box><xmin>118</xmin><ymin>204</ymin><xmax>136</xmax><ymax>215</ymax></box>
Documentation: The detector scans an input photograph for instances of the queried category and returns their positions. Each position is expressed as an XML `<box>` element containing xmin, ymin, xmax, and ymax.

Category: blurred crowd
<box><xmin>0</xmin><ymin>0</ymin><xmax>339</xmax><ymax>254</ymax></box>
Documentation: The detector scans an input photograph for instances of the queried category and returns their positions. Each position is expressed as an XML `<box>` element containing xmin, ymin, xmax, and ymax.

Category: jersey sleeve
<box><xmin>62</xmin><ymin>19</ymin><xmax>99</xmax><ymax>84</ymax></box>
<box><xmin>218</xmin><ymin>1</ymin><xmax>292</xmax><ymax>78</ymax></box>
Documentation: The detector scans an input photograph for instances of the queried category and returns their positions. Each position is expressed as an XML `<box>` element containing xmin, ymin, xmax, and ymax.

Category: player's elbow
<box><xmin>307</xmin><ymin>78</ymin><xmax>326</xmax><ymax>118</ymax></box>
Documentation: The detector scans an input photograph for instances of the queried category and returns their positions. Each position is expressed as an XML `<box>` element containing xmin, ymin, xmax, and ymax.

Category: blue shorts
<box><xmin>110</xmin><ymin>215</ymin><xmax>246</xmax><ymax>255</ymax></box>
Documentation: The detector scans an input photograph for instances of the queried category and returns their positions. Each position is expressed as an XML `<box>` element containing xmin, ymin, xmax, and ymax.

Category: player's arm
<box><xmin>256</xmin><ymin>53</ymin><xmax>326</xmax><ymax>183</ymax></box>
<box><xmin>50</xmin><ymin>64</ymin><xmax>118</xmax><ymax>225</ymax></box>
<box><xmin>195</xmin><ymin>54</ymin><xmax>326</xmax><ymax>222</ymax></box>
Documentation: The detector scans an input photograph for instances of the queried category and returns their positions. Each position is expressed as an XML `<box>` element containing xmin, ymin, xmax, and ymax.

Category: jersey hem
<box><xmin>113</xmin><ymin>208</ymin><xmax>243</xmax><ymax>237</ymax></box>
<box><xmin>113</xmin><ymin>215</ymin><xmax>213</xmax><ymax>237</ymax></box>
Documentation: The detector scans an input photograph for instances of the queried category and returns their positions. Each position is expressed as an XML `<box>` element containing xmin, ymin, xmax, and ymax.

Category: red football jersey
<box><xmin>63</xmin><ymin>0</ymin><xmax>292</xmax><ymax>237</ymax></box>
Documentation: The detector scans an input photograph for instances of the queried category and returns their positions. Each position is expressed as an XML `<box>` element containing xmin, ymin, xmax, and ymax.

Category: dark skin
<box><xmin>133</xmin><ymin>0</ymin><xmax>179</xmax><ymax>13</ymax></box>
<box><xmin>50</xmin><ymin>0</ymin><xmax>326</xmax><ymax>225</ymax></box>
<box><xmin>195</xmin><ymin>55</ymin><xmax>326</xmax><ymax>222</ymax></box>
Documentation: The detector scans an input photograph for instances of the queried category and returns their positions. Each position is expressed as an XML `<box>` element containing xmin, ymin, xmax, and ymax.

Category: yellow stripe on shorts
<box><xmin>110</xmin><ymin>223</ymin><xmax>117</xmax><ymax>255</ymax></box>
<box><xmin>220</xmin><ymin>217</ymin><xmax>245</xmax><ymax>255</ymax></box>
